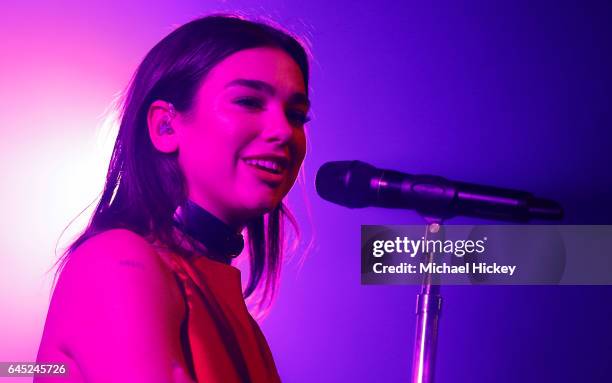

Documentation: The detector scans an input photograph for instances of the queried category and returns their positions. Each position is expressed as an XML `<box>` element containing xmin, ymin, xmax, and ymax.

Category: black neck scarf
<box><xmin>172</xmin><ymin>200</ymin><xmax>244</xmax><ymax>264</ymax></box>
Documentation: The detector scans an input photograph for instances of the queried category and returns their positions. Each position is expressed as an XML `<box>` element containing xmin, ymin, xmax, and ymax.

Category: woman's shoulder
<box><xmin>62</xmin><ymin>228</ymin><xmax>184</xmax><ymax>292</ymax></box>
<box><xmin>43</xmin><ymin>229</ymin><xmax>185</xmax><ymax>346</ymax></box>
<box><xmin>37</xmin><ymin>228</ymin><xmax>189</xmax><ymax>381</ymax></box>
<box><xmin>66</xmin><ymin>228</ymin><xmax>174</xmax><ymax>270</ymax></box>
<box><xmin>71</xmin><ymin>228</ymin><xmax>161</xmax><ymax>260</ymax></box>
<box><xmin>60</xmin><ymin>227</ymin><xmax>185</xmax><ymax>309</ymax></box>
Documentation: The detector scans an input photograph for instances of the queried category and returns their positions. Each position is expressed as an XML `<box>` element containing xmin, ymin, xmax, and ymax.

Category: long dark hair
<box><xmin>55</xmin><ymin>14</ymin><xmax>310</xmax><ymax>312</ymax></box>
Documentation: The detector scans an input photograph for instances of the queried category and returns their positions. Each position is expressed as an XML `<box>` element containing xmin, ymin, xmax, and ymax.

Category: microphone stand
<box><xmin>410</xmin><ymin>218</ymin><xmax>444</xmax><ymax>383</ymax></box>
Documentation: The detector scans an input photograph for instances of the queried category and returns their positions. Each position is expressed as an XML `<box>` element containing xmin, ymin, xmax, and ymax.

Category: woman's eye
<box><xmin>286</xmin><ymin>110</ymin><xmax>311</xmax><ymax>125</ymax></box>
<box><xmin>234</xmin><ymin>97</ymin><xmax>264</xmax><ymax>109</ymax></box>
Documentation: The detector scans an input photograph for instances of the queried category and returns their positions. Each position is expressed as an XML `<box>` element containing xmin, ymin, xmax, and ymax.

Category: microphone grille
<box><xmin>315</xmin><ymin>160</ymin><xmax>378</xmax><ymax>208</ymax></box>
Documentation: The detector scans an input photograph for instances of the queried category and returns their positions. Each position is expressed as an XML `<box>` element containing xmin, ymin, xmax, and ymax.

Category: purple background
<box><xmin>263</xmin><ymin>1</ymin><xmax>612</xmax><ymax>382</ymax></box>
<box><xmin>3</xmin><ymin>1</ymin><xmax>611</xmax><ymax>382</ymax></box>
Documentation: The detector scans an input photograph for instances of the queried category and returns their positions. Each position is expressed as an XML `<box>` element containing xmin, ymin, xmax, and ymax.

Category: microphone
<box><xmin>315</xmin><ymin>160</ymin><xmax>563</xmax><ymax>222</ymax></box>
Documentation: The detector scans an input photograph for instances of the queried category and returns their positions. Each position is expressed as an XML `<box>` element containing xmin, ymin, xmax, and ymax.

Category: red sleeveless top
<box><xmin>160</xmin><ymin>250</ymin><xmax>281</xmax><ymax>382</ymax></box>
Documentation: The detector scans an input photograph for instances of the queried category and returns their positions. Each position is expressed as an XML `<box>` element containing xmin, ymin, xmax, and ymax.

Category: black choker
<box><xmin>172</xmin><ymin>200</ymin><xmax>244</xmax><ymax>264</ymax></box>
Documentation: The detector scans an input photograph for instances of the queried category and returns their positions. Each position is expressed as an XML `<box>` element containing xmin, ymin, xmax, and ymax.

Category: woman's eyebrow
<box><xmin>225</xmin><ymin>78</ymin><xmax>275</xmax><ymax>94</ymax></box>
<box><xmin>225</xmin><ymin>78</ymin><xmax>310</xmax><ymax>108</ymax></box>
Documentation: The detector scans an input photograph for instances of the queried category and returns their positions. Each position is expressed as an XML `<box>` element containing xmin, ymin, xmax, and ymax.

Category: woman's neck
<box><xmin>171</xmin><ymin>199</ymin><xmax>245</xmax><ymax>264</ymax></box>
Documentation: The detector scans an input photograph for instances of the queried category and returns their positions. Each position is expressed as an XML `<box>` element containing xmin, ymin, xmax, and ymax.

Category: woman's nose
<box><xmin>262</xmin><ymin>106</ymin><xmax>294</xmax><ymax>144</ymax></box>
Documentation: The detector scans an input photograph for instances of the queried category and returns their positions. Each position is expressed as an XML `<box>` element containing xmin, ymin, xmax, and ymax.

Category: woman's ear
<box><xmin>147</xmin><ymin>100</ymin><xmax>180</xmax><ymax>153</ymax></box>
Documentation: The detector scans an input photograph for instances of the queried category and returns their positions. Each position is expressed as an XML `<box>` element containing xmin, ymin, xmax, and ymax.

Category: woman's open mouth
<box><xmin>242</xmin><ymin>157</ymin><xmax>288</xmax><ymax>185</ymax></box>
<box><xmin>243</xmin><ymin>158</ymin><xmax>285</xmax><ymax>174</ymax></box>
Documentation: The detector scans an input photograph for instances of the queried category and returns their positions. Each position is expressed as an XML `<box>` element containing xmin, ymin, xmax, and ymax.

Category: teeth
<box><xmin>244</xmin><ymin>158</ymin><xmax>284</xmax><ymax>173</ymax></box>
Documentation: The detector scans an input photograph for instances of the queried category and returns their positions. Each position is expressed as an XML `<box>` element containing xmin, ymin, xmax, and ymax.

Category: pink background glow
<box><xmin>1</xmin><ymin>0</ymin><xmax>312</xmax><ymax>368</ymax></box>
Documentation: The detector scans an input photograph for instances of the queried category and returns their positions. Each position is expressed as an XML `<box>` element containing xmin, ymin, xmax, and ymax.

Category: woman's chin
<box><xmin>242</xmin><ymin>197</ymin><xmax>282</xmax><ymax>218</ymax></box>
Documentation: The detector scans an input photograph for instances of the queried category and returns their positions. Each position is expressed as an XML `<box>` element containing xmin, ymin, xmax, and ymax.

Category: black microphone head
<box><xmin>315</xmin><ymin>160</ymin><xmax>379</xmax><ymax>208</ymax></box>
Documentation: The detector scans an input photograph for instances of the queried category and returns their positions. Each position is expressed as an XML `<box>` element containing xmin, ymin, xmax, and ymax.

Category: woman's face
<box><xmin>176</xmin><ymin>47</ymin><xmax>309</xmax><ymax>228</ymax></box>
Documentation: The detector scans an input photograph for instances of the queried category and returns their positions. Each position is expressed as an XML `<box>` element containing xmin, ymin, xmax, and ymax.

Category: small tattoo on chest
<box><xmin>119</xmin><ymin>259</ymin><xmax>146</xmax><ymax>270</ymax></box>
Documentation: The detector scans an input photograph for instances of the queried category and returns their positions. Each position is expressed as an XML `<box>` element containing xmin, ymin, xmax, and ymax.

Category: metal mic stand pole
<box><xmin>411</xmin><ymin>219</ymin><xmax>444</xmax><ymax>383</ymax></box>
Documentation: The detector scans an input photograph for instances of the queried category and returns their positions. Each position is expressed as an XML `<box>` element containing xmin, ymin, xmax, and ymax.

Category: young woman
<box><xmin>36</xmin><ymin>14</ymin><xmax>311</xmax><ymax>382</ymax></box>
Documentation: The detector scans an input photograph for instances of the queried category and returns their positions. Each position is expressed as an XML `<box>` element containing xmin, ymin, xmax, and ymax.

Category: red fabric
<box><xmin>165</xmin><ymin>253</ymin><xmax>281</xmax><ymax>383</ymax></box>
